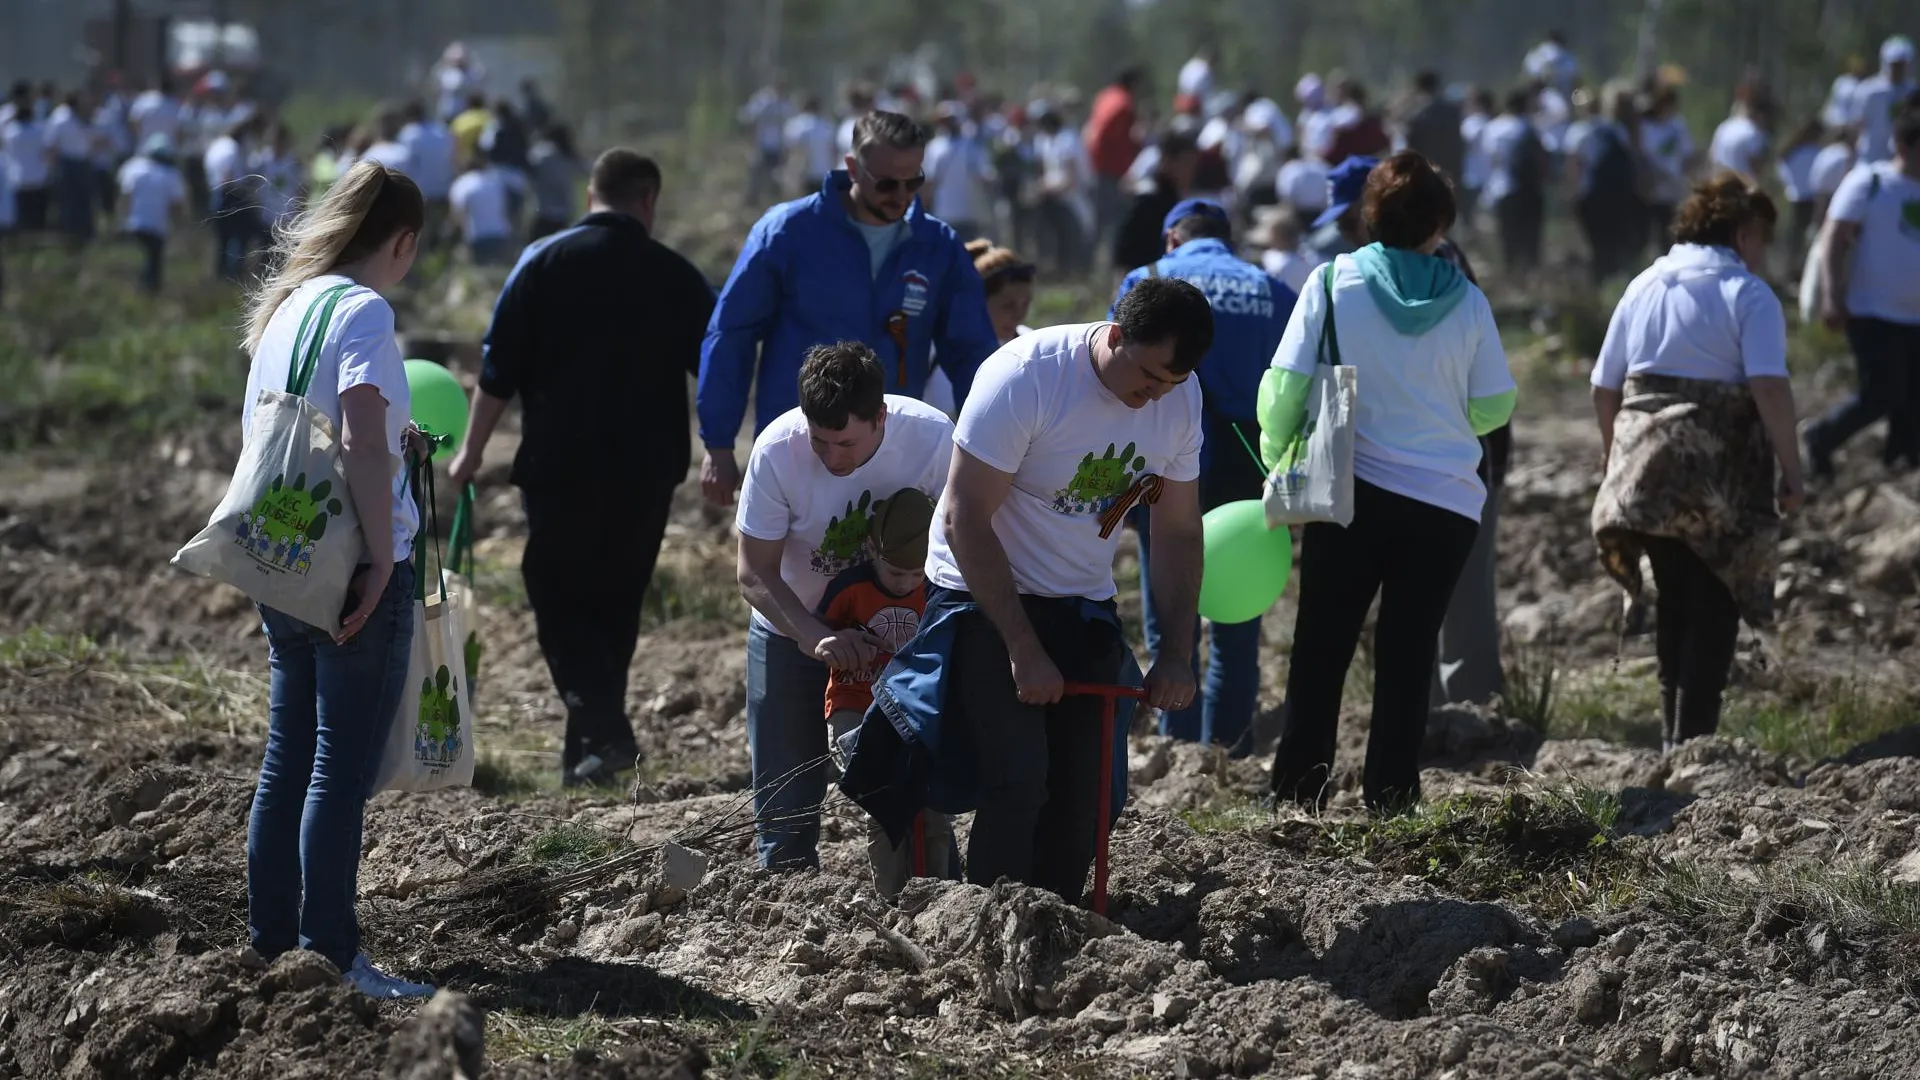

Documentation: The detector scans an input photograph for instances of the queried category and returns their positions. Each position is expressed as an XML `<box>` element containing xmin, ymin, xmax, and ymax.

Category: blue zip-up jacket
<box><xmin>697</xmin><ymin>170</ymin><xmax>1000</xmax><ymax>447</ymax></box>
<box><xmin>1112</xmin><ymin>238</ymin><xmax>1297</xmax><ymax>428</ymax></box>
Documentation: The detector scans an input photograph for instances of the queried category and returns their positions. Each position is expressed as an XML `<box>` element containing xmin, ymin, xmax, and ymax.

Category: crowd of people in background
<box><xmin>718</xmin><ymin>31</ymin><xmax>1916</xmax><ymax>294</ymax></box>
<box><xmin>5</xmin><ymin>31</ymin><xmax>1912</xmax><ymax>304</ymax></box>
<box><xmin>0</xmin><ymin>41</ymin><xmax>585</xmax><ymax>298</ymax></box>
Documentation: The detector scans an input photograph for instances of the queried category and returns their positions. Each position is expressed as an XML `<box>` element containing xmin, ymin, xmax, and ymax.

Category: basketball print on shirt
<box><xmin>863</xmin><ymin>604</ymin><xmax>920</xmax><ymax>651</ymax></box>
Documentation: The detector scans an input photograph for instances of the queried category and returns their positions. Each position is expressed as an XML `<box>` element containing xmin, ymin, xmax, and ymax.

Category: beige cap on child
<box><xmin>870</xmin><ymin>488</ymin><xmax>936</xmax><ymax>568</ymax></box>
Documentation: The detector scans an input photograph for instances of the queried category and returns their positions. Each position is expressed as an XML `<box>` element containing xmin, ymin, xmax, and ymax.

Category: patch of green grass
<box><xmin>642</xmin><ymin>551</ymin><xmax>747</xmax><ymax>629</ymax></box>
<box><xmin>520</xmin><ymin>823</ymin><xmax>629</xmax><ymax>871</ymax></box>
<box><xmin>1319</xmin><ymin>783</ymin><xmax>1630</xmax><ymax>915</ymax></box>
<box><xmin>1503</xmin><ymin>641</ymin><xmax>1663</xmax><ymax>747</ymax></box>
<box><xmin>0</xmin><ymin>629</ymin><xmax>268</xmax><ymax>732</ymax></box>
<box><xmin>1652</xmin><ymin>859</ymin><xmax>1920</xmax><ymax>974</ymax></box>
<box><xmin>1180</xmin><ymin>798</ymin><xmax>1270</xmax><ymax>835</ymax></box>
<box><xmin>1027</xmin><ymin>282</ymin><xmax>1108</xmax><ymax>327</ymax></box>
<box><xmin>1552</xmin><ymin>668</ymin><xmax>1664</xmax><ymax>746</ymax></box>
<box><xmin>711</xmin><ymin>1021</ymin><xmax>805</xmax><ymax>1078</ymax></box>
<box><xmin>470</xmin><ymin>553</ymin><xmax>530</xmax><ymax>609</ymax></box>
<box><xmin>485</xmin><ymin>1008</ymin><xmax>620</xmax><ymax>1062</ymax></box>
<box><xmin>1724</xmin><ymin>679</ymin><xmax>1920</xmax><ymax>763</ymax></box>
<box><xmin>1502</xmin><ymin>637</ymin><xmax>1558</xmax><ymax>733</ymax></box>
<box><xmin>1</xmin><ymin>242</ymin><xmax>246</xmax><ymax>452</ymax></box>
<box><xmin>472</xmin><ymin>753</ymin><xmax>553</xmax><ymax>797</ymax></box>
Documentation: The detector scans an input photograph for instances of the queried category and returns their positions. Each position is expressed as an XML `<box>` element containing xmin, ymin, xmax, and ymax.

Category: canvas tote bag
<box><xmin>1263</xmin><ymin>261</ymin><xmax>1358</xmax><ymax>528</ymax></box>
<box><xmin>374</xmin><ymin>462</ymin><xmax>476</xmax><ymax>794</ymax></box>
<box><xmin>171</xmin><ymin>284</ymin><xmax>370</xmax><ymax>633</ymax></box>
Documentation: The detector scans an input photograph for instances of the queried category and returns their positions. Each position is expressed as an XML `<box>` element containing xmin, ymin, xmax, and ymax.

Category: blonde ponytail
<box><xmin>241</xmin><ymin>161</ymin><xmax>425</xmax><ymax>354</ymax></box>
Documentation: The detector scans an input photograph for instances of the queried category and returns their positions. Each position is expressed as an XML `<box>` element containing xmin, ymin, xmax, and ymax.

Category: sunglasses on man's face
<box><xmin>862</xmin><ymin>168</ymin><xmax>926</xmax><ymax>195</ymax></box>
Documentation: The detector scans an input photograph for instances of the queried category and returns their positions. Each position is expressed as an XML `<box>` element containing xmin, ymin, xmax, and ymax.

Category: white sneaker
<box><xmin>343</xmin><ymin>954</ymin><xmax>436</xmax><ymax>999</ymax></box>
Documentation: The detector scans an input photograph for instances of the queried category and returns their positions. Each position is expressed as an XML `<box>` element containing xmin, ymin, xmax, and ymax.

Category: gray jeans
<box><xmin>1432</xmin><ymin>484</ymin><xmax>1505</xmax><ymax>706</ymax></box>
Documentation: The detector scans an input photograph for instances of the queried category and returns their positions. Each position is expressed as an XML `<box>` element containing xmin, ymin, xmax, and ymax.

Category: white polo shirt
<box><xmin>1592</xmin><ymin>244</ymin><xmax>1788</xmax><ymax>391</ymax></box>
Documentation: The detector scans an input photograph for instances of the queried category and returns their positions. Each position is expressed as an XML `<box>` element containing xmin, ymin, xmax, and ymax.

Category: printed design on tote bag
<box><xmin>1272</xmin><ymin>413</ymin><xmax>1321</xmax><ymax>497</ymax></box>
<box><xmin>463</xmin><ymin>631</ymin><xmax>482</xmax><ymax>707</ymax></box>
<box><xmin>416</xmin><ymin>663</ymin><xmax>464</xmax><ymax>768</ymax></box>
<box><xmin>235</xmin><ymin>473</ymin><xmax>343</xmax><ymax>575</ymax></box>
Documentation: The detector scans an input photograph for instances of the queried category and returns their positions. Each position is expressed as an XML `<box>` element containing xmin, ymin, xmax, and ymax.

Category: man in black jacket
<box><xmin>449</xmin><ymin>149</ymin><xmax>717</xmax><ymax>786</ymax></box>
<box><xmin>1110</xmin><ymin>130</ymin><xmax>1199</xmax><ymax>288</ymax></box>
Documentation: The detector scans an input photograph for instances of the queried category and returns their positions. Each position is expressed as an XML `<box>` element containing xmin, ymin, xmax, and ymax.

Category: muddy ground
<box><xmin>5</xmin><ymin>257</ymin><xmax>1920</xmax><ymax>1076</ymax></box>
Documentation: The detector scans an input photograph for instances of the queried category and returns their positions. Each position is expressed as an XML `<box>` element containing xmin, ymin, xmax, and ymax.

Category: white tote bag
<box><xmin>172</xmin><ymin>284</ymin><xmax>366</xmax><ymax>634</ymax></box>
<box><xmin>373</xmin><ymin>467</ymin><xmax>476</xmax><ymax>794</ymax></box>
<box><xmin>1264</xmin><ymin>262</ymin><xmax>1358</xmax><ymax>528</ymax></box>
<box><xmin>1798</xmin><ymin>222</ymin><xmax>1829</xmax><ymax>326</ymax></box>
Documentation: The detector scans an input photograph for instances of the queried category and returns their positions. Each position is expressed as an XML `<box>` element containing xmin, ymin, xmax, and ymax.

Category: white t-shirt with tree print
<box><xmin>926</xmin><ymin>322</ymin><xmax>1203</xmax><ymax>601</ymax></box>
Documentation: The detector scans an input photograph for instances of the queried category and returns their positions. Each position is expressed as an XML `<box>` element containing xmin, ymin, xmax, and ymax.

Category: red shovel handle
<box><xmin>1061</xmin><ymin>682</ymin><xmax>1148</xmax><ymax>700</ymax></box>
<box><xmin>1060</xmin><ymin>682</ymin><xmax>1145</xmax><ymax>917</ymax></box>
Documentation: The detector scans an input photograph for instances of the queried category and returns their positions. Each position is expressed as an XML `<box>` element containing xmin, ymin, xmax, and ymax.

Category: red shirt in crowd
<box><xmin>1084</xmin><ymin>83</ymin><xmax>1142</xmax><ymax>179</ymax></box>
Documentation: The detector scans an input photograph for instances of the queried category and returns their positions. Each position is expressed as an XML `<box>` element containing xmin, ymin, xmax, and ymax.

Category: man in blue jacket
<box><xmin>1113</xmin><ymin>198</ymin><xmax>1297</xmax><ymax>755</ymax></box>
<box><xmin>698</xmin><ymin>110</ymin><xmax>1000</xmax><ymax>505</ymax></box>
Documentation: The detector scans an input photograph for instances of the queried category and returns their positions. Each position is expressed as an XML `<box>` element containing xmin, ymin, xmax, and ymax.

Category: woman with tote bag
<box><xmin>233</xmin><ymin>161</ymin><xmax>435</xmax><ymax>999</ymax></box>
<box><xmin>1256</xmin><ymin>151</ymin><xmax>1517</xmax><ymax>814</ymax></box>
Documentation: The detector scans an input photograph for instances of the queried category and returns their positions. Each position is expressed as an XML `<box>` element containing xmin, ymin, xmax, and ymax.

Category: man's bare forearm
<box><xmin>738</xmin><ymin>563</ymin><xmax>827</xmax><ymax>644</ymax></box>
<box><xmin>464</xmin><ymin>391</ymin><xmax>509</xmax><ymax>457</ymax></box>
<box><xmin>1149</xmin><ymin>521</ymin><xmax>1203</xmax><ymax>651</ymax></box>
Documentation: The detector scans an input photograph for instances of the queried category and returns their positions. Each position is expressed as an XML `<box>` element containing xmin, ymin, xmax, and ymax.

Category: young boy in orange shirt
<box><xmin>818</xmin><ymin>488</ymin><xmax>953</xmax><ymax>897</ymax></box>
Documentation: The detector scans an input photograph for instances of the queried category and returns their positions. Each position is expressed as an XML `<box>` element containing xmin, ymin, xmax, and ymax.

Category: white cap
<box><xmin>1884</xmin><ymin>36</ymin><xmax>1916</xmax><ymax>66</ymax></box>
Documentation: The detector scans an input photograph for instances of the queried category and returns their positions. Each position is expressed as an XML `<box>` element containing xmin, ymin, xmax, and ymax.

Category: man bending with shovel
<box><xmin>845</xmin><ymin>277</ymin><xmax>1213</xmax><ymax>902</ymax></box>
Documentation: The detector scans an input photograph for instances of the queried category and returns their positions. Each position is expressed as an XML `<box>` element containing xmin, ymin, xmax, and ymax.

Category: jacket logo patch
<box><xmin>900</xmin><ymin>269</ymin><xmax>930</xmax><ymax>316</ymax></box>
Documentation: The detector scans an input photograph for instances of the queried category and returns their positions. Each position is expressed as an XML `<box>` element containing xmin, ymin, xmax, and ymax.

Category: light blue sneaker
<box><xmin>343</xmin><ymin>954</ymin><xmax>435</xmax><ymax>999</ymax></box>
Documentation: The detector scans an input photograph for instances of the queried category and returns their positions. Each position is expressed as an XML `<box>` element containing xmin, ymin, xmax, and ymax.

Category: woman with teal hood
<box><xmin>1257</xmin><ymin>150</ymin><xmax>1516</xmax><ymax>813</ymax></box>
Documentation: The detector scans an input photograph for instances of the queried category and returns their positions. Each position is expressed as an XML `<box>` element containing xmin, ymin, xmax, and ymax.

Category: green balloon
<box><xmin>404</xmin><ymin>359</ymin><xmax>469</xmax><ymax>463</ymax></box>
<box><xmin>1198</xmin><ymin>499</ymin><xmax>1292</xmax><ymax>624</ymax></box>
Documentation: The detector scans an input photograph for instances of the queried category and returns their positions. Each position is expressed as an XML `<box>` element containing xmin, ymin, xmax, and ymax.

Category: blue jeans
<box><xmin>211</xmin><ymin>196</ymin><xmax>259</xmax><ymax>281</ymax></box>
<box><xmin>1808</xmin><ymin>317</ymin><xmax>1920</xmax><ymax>469</ymax></box>
<box><xmin>248</xmin><ymin>561</ymin><xmax>415</xmax><ymax>971</ymax></box>
<box><xmin>1133</xmin><ymin>505</ymin><xmax>1263</xmax><ymax>755</ymax></box>
<box><xmin>746</xmin><ymin>621</ymin><xmax>830</xmax><ymax>869</ymax></box>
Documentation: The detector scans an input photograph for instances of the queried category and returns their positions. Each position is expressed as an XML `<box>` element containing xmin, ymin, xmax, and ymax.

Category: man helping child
<box><xmin>734</xmin><ymin>342</ymin><xmax>954</xmax><ymax>873</ymax></box>
<box><xmin>817</xmin><ymin>488</ymin><xmax>953</xmax><ymax>897</ymax></box>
